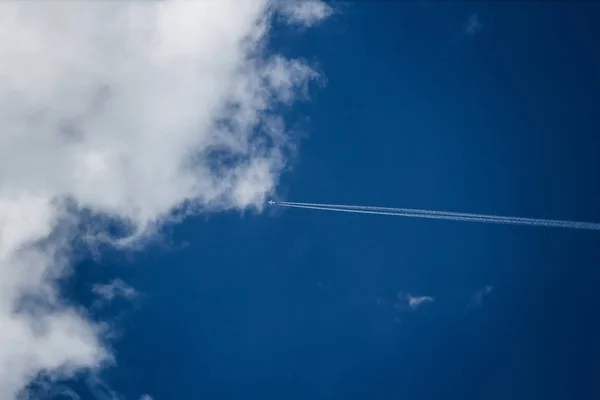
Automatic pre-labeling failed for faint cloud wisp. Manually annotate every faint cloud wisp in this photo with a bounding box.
[92,279,138,304]
[394,291,435,312]
[466,13,483,36]
[408,295,435,309]
[277,0,334,27]
[467,285,494,309]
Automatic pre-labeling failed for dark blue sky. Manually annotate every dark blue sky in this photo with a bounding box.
[68,2,600,399]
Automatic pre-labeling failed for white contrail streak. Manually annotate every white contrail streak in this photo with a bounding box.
[276,201,600,231]
[278,203,559,227]
[280,201,549,224]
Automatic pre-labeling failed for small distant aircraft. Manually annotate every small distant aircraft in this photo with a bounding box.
[268,200,275,205]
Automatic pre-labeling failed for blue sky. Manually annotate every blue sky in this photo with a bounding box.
[3,1,600,400]
[88,2,600,399]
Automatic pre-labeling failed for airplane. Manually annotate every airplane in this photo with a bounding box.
[268,200,275,205]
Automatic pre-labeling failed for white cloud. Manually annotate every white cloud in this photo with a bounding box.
[407,295,435,309]
[277,0,334,27]
[92,279,138,303]
[394,292,435,311]
[0,1,330,398]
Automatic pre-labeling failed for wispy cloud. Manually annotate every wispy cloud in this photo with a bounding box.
[408,295,435,309]
[277,0,334,27]
[0,1,331,398]
[467,285,494,309]
[92,279,138,304]
[394,291,435,311]
[466,13,483,36]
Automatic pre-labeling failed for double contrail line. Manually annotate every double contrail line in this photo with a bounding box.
[274,201,600,231]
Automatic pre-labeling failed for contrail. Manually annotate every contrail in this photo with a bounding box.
[278,203,558,228]
[279,201,594,228]
[280,201,556,224]
[274,201,600,231]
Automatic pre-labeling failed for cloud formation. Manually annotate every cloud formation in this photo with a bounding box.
[394,292,435,312]
[92,279,138,304]
[277,0,334,27]
[407,295,435,309]
[0,1,330,398]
